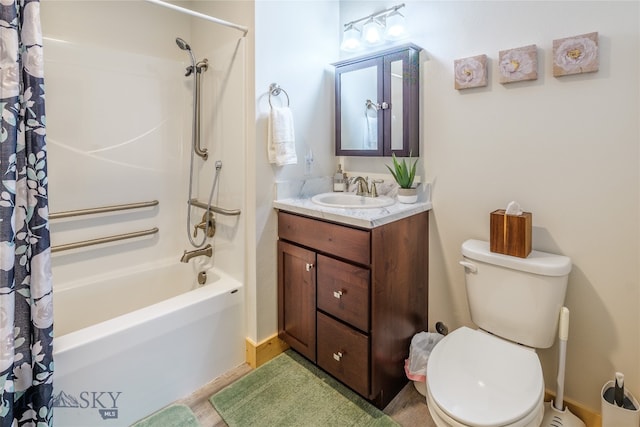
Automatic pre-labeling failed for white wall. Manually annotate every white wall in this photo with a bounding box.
[252,0,339,341]
[338,0,640,412]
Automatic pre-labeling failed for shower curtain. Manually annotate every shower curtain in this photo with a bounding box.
[0,0,54,425]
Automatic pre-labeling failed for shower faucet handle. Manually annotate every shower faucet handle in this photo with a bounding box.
[193,221,206,237]
[193,211,216,238]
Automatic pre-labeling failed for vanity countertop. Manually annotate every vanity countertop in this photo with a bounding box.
[273,196,432,229]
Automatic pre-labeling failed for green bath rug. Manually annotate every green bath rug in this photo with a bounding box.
[210,350,399,427]
[131,404,200,427]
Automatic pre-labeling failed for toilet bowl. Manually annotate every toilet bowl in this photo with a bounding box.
[426,327,545,427]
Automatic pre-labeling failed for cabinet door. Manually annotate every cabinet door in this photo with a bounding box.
[383,48,420,157]
[278,240,316,361]
[335,57,384,156]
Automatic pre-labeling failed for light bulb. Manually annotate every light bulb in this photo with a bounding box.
[384,10,408,40]
[362,18,383,45]
[340,24,361,52]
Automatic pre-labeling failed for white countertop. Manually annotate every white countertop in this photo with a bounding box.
[273,196,432,229]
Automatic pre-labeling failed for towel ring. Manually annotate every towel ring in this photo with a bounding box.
[268,83,290,108]
[366,99,380,111]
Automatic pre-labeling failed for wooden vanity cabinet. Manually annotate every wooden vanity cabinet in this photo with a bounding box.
[277,210,428,408]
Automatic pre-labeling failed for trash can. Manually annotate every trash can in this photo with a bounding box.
[405,331,445,396]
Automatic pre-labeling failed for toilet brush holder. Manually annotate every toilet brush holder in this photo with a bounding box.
[601,381,640,427]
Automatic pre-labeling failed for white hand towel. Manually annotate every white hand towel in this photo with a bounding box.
[268,106,297,166]
[365,115,377,149]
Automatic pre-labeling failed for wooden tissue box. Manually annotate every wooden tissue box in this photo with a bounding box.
[490,209,532,258]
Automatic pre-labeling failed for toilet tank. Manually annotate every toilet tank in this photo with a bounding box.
[461,239,572,348]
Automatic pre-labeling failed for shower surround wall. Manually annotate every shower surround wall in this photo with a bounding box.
[41,0,247,422]
[42,1,245,285]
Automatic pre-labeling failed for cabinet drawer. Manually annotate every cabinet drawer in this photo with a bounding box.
[317,312,369,397]
[317,254,370,332]
[278,212,370,265]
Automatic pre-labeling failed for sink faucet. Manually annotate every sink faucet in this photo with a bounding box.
[351,176,369,196]
[180,244,212,263]
[349,176,383,197]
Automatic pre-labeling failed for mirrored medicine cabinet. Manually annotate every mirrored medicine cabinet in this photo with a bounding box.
[333,43,422,157]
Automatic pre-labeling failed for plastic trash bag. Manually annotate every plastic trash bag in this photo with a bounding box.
[404,331,445,382]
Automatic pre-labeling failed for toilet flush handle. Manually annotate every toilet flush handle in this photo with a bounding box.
[459,260,478,273]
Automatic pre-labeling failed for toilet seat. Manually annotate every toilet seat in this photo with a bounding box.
[426,327,544,427]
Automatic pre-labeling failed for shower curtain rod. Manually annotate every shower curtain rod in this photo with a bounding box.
[144,0,249,36]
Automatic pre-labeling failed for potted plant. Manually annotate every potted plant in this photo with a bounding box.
[386,153,419,203]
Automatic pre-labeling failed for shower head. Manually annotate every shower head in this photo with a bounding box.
[175,37,191,51]
[176,37,196,76]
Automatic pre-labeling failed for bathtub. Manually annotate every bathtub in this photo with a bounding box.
[52,261,245,427]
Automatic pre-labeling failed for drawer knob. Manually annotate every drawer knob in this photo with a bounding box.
[333,351,343,361]
[333,290,343,299]
[305,263,314,271]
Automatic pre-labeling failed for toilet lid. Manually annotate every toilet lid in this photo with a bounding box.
[427,327,543,427]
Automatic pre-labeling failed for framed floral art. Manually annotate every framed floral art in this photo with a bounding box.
[498,44,538,84]
[454,54,488,90]
[553,32,599,76]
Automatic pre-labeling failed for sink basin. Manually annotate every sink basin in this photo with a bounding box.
[311,192,395,209]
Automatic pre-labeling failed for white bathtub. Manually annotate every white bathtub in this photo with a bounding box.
[52,261,245,426]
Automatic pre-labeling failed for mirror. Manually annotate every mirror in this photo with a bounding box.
[340,65,378,151]
[334,43,421,157]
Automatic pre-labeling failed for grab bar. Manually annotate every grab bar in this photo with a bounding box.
[189,198,241,216]
[51,227,159,253]
[50,200,159,220]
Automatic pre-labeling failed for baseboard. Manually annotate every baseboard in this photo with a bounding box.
[245,334,289,369]
[545,390,601,427]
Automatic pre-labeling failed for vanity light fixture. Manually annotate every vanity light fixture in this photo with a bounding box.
[340,3,408,52]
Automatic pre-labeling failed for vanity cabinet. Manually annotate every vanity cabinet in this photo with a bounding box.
[334,43,421,157]
[277,210,428,408]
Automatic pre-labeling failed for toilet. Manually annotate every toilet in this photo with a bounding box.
[426,239,572,427]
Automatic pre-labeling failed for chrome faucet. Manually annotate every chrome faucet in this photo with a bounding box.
[180,244,212,263]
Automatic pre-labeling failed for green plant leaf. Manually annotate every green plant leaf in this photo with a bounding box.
[385,164,399,183]
[386,153,418,188]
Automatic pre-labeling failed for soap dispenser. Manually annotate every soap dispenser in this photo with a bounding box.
[333,164,345,192]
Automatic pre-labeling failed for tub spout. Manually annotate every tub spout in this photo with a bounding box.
[180,244,212,263]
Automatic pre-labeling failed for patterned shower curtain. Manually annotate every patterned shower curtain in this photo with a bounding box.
[0,0,54,425]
